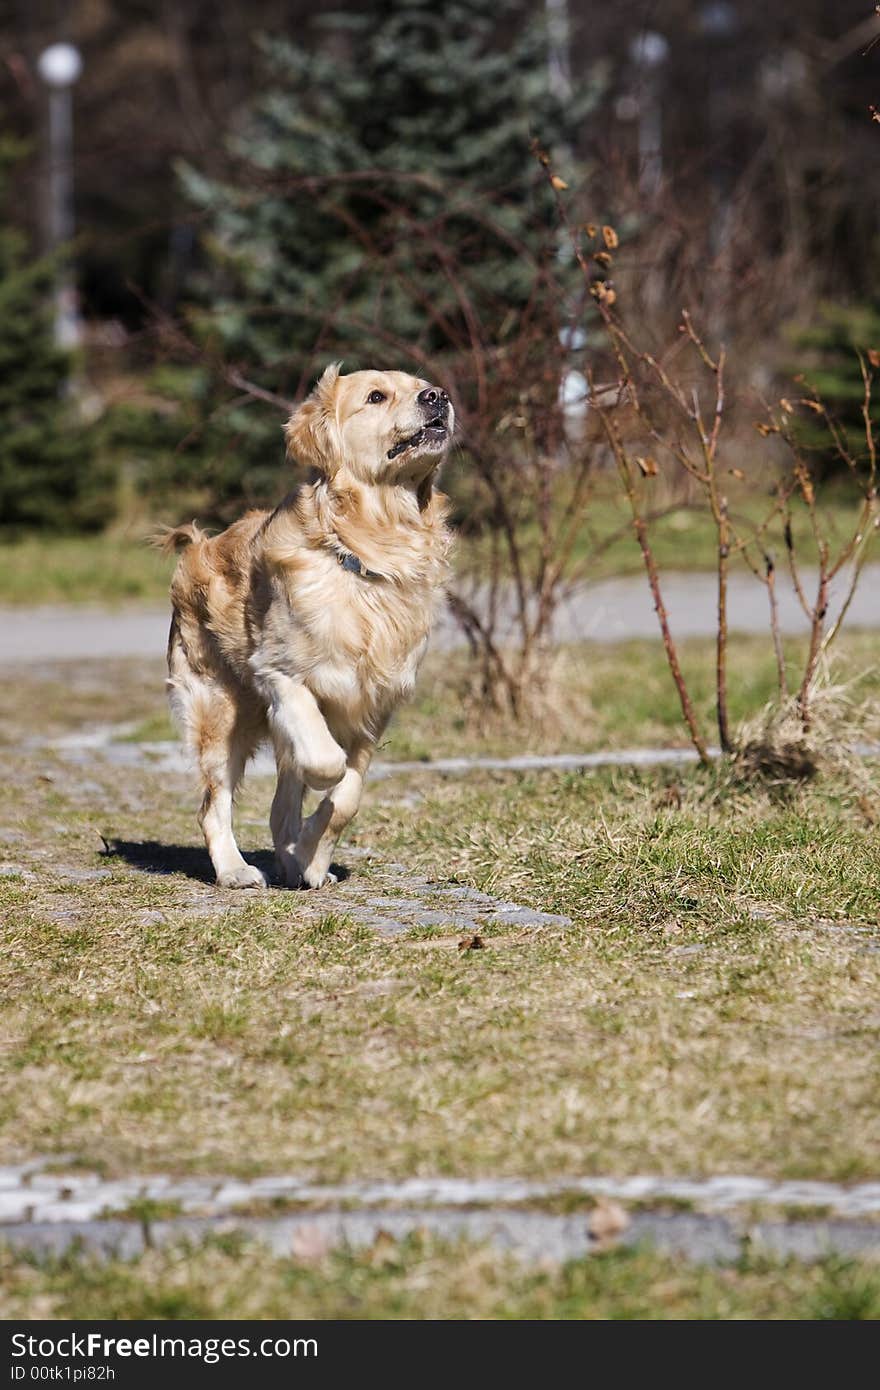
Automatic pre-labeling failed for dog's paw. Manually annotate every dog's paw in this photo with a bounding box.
[217,864,267,890]
[300,866,338,890]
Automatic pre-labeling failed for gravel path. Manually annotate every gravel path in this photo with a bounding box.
[4,563,879,664]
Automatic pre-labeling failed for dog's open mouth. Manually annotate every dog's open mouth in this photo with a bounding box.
[387,418,448,460]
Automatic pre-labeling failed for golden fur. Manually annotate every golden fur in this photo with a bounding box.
[163,365,453,889]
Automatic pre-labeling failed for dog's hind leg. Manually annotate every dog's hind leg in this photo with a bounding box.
[270,741,305,888]
[292,741,373,889]
[170,660,266,889]
[197,718,266,889]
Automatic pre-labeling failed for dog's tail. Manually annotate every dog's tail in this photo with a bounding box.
[151,522,207,556]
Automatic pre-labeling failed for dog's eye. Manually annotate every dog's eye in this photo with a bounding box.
[367,390,387,404]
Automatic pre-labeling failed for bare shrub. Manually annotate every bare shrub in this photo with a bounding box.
[542,152,879,765]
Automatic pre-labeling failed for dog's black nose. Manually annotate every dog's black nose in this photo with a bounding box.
[418,386,449,414]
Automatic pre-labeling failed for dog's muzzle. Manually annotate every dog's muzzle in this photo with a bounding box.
[386,385,451,459]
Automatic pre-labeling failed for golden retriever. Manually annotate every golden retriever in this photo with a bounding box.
[161,364,453,889]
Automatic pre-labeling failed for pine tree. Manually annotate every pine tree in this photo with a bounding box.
[166,0,601,519]
[0,143,109,532]
[788,301,880,468]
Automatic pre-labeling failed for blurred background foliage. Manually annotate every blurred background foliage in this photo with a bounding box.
[0,138,110,529]
[0,0,878,529]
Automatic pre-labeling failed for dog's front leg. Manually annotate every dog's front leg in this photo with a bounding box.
[255,669,347,791]
[270,752,305,889]
[292,741,373,889]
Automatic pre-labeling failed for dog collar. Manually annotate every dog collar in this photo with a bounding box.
[335,547,383,581]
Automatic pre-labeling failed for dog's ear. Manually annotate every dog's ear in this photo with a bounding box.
[284,363,342,475]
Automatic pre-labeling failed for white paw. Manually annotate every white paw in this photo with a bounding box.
[300,866,338,890]
[217,864,267,890]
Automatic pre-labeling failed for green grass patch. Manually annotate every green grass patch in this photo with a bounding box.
[0,532,173,606]
[1,736,878,1183]
[1,1234,878,1319]
[0,481,868,605]
[8,630,878,760]
[1,634,879,1218]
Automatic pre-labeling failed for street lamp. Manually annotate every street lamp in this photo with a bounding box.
[37,42,83,347]
[629,30,669,200]
[698,3,740,338]
[545,0,572,103]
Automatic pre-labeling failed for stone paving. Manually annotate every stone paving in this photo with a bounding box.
[49,731,714,778]
[4,1164,880,1223]
[41,727,880,780]
[2,1162,880,1266]
[297,850,572,938]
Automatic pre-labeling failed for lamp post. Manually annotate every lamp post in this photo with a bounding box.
[629,31,669,201]
[37,42,83,348]
[699,3,740,339]
[545,0,572,103]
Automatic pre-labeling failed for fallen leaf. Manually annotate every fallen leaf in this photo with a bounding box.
[367,1229,398,1267]
[458,933,485,952]
[602,224,620,249]
[588,1198,630,1246]
[550,174,569,191]
[729,467,746,480]
[858,794,878,826]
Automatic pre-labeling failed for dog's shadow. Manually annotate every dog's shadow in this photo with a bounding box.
[102,839,349,888]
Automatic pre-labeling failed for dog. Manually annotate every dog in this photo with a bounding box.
[160,364,453,890]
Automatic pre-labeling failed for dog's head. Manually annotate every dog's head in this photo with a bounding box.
[285,365,454,495]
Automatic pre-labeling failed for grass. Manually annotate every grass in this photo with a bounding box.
[0,482,868,605]
[2,633,879,1316]
[1,638,879,1185]
[0,531,173,606]
[2,1234,879,1319]
[454,476,871,582]
[5,630,879,760]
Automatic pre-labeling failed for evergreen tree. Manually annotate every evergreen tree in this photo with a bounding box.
[166,0,601,519]
[0,144,109,532]
[788,301,880,471]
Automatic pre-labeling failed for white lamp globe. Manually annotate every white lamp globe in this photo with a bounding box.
[629,31,669,69]
[37,43,83,89]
